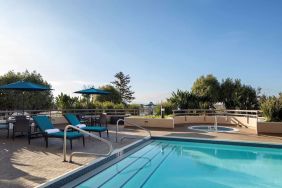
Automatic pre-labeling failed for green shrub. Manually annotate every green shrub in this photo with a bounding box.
[260,96,282,122]
[93,101,103,109]
[74,102,84,109]
[102,101,115,109]
[114,103,125,109]
[86,101,96,109]
[155,102,175,116]
[127,104,140,109]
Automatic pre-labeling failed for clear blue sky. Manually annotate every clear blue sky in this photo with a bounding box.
[0,0,282,103]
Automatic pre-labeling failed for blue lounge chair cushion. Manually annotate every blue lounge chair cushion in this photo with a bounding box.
[33,115,83,138]
[0,123,8,129]
[64,113,81,125]
[49,131,83,139]
[82,126,107,132]
[64,113,108,132]
[33,115,54,131]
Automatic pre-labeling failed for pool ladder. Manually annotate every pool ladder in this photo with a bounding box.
[116,119,152,143]
[63,125,113,163]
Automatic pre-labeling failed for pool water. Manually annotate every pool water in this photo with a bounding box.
[188,125,238,133]
[77,140,282,188]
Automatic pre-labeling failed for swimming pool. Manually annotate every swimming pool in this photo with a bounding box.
[44,137,282,188]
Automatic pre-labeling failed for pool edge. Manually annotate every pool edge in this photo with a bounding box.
[36,137,152,188]
[37,136,282,188]
[152,136,282,148]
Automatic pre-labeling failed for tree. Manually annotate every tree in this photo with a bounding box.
[111,72,135,104]
[260,95,282,121]
[155,101,174,116]
[95,85,122,104]
[191,74,220,103]
[0,70,53,110]
[236,85,259,110]
[168,90,200,109]
[55,93,78,109]
[220,78,259,110]
[168,75,260,110]
[220,78,241,109]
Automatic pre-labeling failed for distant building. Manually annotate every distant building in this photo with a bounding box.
[141,102,157,115]
[213,102,226,111]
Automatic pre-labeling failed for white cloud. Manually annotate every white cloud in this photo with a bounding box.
[49,81,63,86]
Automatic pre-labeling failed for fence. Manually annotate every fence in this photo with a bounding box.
[173,109,261,129]
[61,108,139,116]
[173,109,262,118]
[0,108,262,119]
[0,108,140,120]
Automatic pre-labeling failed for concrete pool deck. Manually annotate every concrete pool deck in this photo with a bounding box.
[1,124,282,188]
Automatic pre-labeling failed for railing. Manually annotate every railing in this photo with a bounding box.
[63,125,113,163]
[0,108,140,120]
[0,108,262,119]
[0,109,56,119]
[116,119,151,143]
[173,109,261,118]
[62,108,140,116]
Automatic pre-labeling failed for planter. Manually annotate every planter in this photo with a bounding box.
[257,122,282,134]
[110,116,124,125]
[125,117,174,129]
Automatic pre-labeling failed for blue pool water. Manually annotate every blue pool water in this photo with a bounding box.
[77,140,282,188]
[188,125,238,132]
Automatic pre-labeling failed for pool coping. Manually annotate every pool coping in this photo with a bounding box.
[37,136,282,188]
[36,137,152,188]
[152,136,282,148]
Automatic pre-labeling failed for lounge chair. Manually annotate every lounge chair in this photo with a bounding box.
[0,120,9,138]
[64,113,109,137]
[13,116,31,143]
[33,115,85,149]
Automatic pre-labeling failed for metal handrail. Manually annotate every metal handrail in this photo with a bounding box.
[173,113,258,118]
[173,109,261,116]
[172,109,261,118]
[63,125,113,163]
[116,119,151,143]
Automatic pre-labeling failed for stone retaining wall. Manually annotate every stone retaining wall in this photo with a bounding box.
[125,117,174,129]
[257,122,282,134]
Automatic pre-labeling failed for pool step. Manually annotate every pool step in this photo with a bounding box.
[80,142,162,188]
[121,145,175,188]
[100,143,174,188]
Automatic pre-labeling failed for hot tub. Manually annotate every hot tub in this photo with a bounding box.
[188,125,239,133]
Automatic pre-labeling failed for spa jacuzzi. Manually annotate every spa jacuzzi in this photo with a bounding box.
[188,125,239,133]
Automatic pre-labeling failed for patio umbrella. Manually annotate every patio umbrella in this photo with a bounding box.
[74,88,110,106]
[74,88,110,95]
[74,88,110,125]
[0,81,53,112]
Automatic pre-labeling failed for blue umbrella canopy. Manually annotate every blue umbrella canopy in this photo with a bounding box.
[0,81,52,91]
[74,88,110,95]
[0,81,52,112]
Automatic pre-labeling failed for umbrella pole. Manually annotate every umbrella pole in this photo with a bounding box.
[22,91,25,113]
[87,94,90,108]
